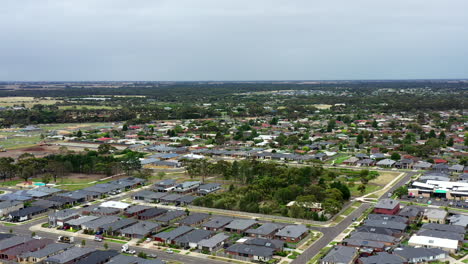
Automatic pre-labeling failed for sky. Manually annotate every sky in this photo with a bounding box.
[1,0,468,81]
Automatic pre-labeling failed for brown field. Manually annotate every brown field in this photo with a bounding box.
[0,145,61,159]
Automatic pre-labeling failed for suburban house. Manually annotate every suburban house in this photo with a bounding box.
[153,226,194,243]
[120,221,160,239]
[392,247,448,263]
[173,229,213,249]
[174,181,201,194]
[178,213,210,227]
[197,183,221,196]
[74,250,119,264]
[198,233,230,252]
[64,216,99,230]
[224,219,258,234]
[18,243,72,264]
[81,216,120,233]
[137,208,168,221]
[8,206,49,222]
[202,217,233,231]
[320,245,358,264]
[423,209,447,223]
[357,252,405,264]
[0,201,24,217]
[154,179,177,192]
[123,205,152,218]
[0,238,53,261]
[43,246,95,264]
[133,190,168,203]
[225,244,275,262]
[373,199,400,215]
[397,206,422,222]
[246,223,282,239]
[154,210,186,226]
[408,235,459,253]
[99,218,138,236]
[48,209,79,227]
[274,225,308,243]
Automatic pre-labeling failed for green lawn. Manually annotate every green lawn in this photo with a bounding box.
[333,155,351,165]
[106,239,128,244]
[348,184,381,196]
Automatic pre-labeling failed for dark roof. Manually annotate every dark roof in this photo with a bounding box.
[75,250,119,264]
[349,232,397,243]
[202,217,233,229]
[397,206,422,218]
[375,199,399,210]
[356,226,396,236]
[138,208,168,218]
[9,206,47,217]
[100,218,138,232]
[367,214,407,223]
[154,210,185,222]
[124,205,152,214]
[226,244,274,257]
[244,238,284,249]
[2,238,53,257]
[321,246,358,263]
[178,213,210,226]
[421,223,465,234]
[19,243,72,259]
[173,229,213,244]
[359,252,405,264]
[154,226,194,241]
[417,229,464,241]
[363,220,407,231]
[343,238,385,249]
[275,224,308,238]
[45,247,95,264]
[246,223,281,236]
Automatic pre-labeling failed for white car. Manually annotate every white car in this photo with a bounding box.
[165,249,174,254]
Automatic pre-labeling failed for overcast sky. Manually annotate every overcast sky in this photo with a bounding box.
[1,0,467,81]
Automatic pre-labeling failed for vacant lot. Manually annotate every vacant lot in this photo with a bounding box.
[369,171,401,186]
[0,96,61,107]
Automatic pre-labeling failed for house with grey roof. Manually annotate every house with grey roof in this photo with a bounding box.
[154,210,186,225]
[133,190,167,203]
[343,238,385,251]
[123,205,151,217]
[65,215,99,230]
[121,221,160,239]
[417,229,464,242]
[159,193,183,204]
[154,179,177,192]
[421,223,465,234]
[0,200,23,217]
[197,183,221,196]
[376,159,396,168]
[363,220,407,234]
[356,226,398,237]
[397,205,422,222]
[100,218,138,236]
[225,219,258,234]
[81,216,120,232]
[75,250,119,264]
[392,247,447,263]
[108,254,165,264]
[18,243,72,263]
[137,208,168,221]
[44,246,95,264]
[198,233,230,252]
[0,236,33,252]
[153,226,194,243]
[244,238,284,252]
[275,224,308,243]
[202,217,233,231]
[320,245,358,264]
[178,213,210,227]
[374,199,400,215]
[174,181,201,194]
[246,223,282,239]
[225,244,275,262]
[1,238,53,261]
[423,209,447,223]
[173,229,213,249]
[176,195,197,205]
[358,252,405,264]
[8,206,48,222]
[48,209,79,227]
[367,214,408,224]
[349,232,398,245]
[448,214,468,227]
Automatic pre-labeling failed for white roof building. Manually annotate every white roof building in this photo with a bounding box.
[408,235,458,253]
[100,201,130,209]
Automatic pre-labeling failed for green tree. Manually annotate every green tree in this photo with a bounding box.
[390,152,401,161]
[356,134,364,145]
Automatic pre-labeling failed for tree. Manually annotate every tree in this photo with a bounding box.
[447,137,454,147]
[394,186,408,198]
[81,240,86,246]
[104,243,109,249]
[98,143,115,154]
[356,134,364,145]
[390,152,401,161]
[76,130,83,138]
[133,169,152,180]
[358,184,367,195]
[372,120,378,128]
[41,173,52,184]
[428,130,436,138]
[157,171,166,180]
[122,123,128,131]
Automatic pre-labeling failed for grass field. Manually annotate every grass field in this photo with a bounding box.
[369,171,401,186]
[58,105,120,110]
[349,184,381,196]
[0,97,61,107]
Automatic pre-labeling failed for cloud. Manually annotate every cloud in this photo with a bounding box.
[1,0,467,80]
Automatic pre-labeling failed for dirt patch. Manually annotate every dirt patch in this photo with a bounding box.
[0,145,60,159]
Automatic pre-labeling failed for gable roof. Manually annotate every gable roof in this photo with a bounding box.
[321,246,358,263]
[121,221,160,236]
[45,247,95,264]
[202,217,234,229]
[375,199,399,210]
[178,213,210,226]
[246,223,281,236]
[225,219,258,231]
[275,224,308,238]
[173,229,213,244]
[154,226,194,241]
[226,244,274,257]
[198,233,230,248]
[19,243,72,259]
[359,252,405,264]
